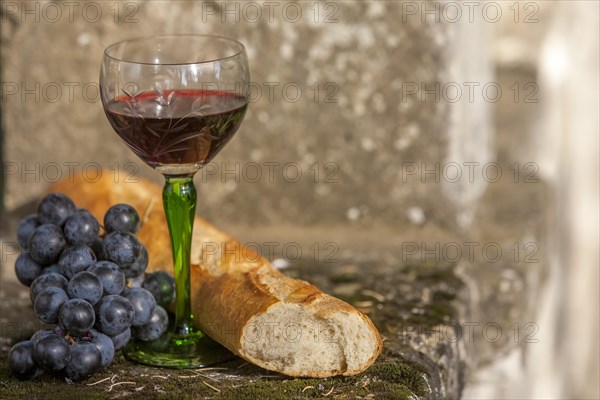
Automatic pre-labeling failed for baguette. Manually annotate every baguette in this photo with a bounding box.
[50,173,382,377]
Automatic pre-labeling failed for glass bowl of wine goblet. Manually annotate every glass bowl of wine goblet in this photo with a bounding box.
[100,34,249,368]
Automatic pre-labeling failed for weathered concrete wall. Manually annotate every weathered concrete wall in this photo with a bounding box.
[1,0,460,231]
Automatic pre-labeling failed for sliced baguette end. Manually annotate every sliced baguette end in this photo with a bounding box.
[239,300,382,377]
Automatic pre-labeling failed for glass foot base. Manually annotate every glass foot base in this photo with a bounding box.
[123,331,236,368]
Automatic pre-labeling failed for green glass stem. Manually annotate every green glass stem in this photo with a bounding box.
[122,174,234,368]
[162,175,201,337]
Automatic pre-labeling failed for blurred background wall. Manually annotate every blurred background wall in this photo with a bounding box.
[1,1,598,398]
[1,0,463,232]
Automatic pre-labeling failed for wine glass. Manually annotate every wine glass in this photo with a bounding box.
[99,34,249,368]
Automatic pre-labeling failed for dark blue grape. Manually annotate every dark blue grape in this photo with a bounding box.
[123,245,148,278]
[30,329,54,344]
[58,299,95,334]
[15,253,43,286]
[30,272,68,304]
[87,261,125,295]
[142,271,175,306]
[58,245,96,279]
[17,214,39,249]
[95,295,134,336]
[123,287,156,327]
[102,232,141,269]
[64,341,102,381]
[104,204,140,234]
[63,211,100,246]
[125,275,145,289]
[34,287,69,324]
[37,193,76,226]
[40,263,60,275]
[89,329,115,369]
[67,271,103,305]
[53,325,67,337]
[28,224,65,265]
[8,340,44,380]
[90,237,105,260]
[32,334,70,371]
[110,328,131,350]
[132,306,168,341]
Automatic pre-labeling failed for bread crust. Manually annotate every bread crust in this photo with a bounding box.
[50,173,382,377]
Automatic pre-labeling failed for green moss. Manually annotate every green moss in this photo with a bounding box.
[369,362,429,397]
[409,302,456,328]
[217,361,429,400]
[367,381,417,400]
[219,379,325,400]
[432,290,456,302]
[404,263,458,283]
[152,375,212,400]
[0,356,430,400]
[0,369,109,400]
[329,273,359,284]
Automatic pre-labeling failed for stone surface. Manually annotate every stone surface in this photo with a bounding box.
[0,255,468,399]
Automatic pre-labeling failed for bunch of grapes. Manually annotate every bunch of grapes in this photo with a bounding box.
[9,193,176,381]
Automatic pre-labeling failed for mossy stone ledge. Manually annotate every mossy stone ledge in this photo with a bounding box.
[0,256,467,399]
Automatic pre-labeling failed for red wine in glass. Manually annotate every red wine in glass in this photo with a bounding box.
[104,89,248,172]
